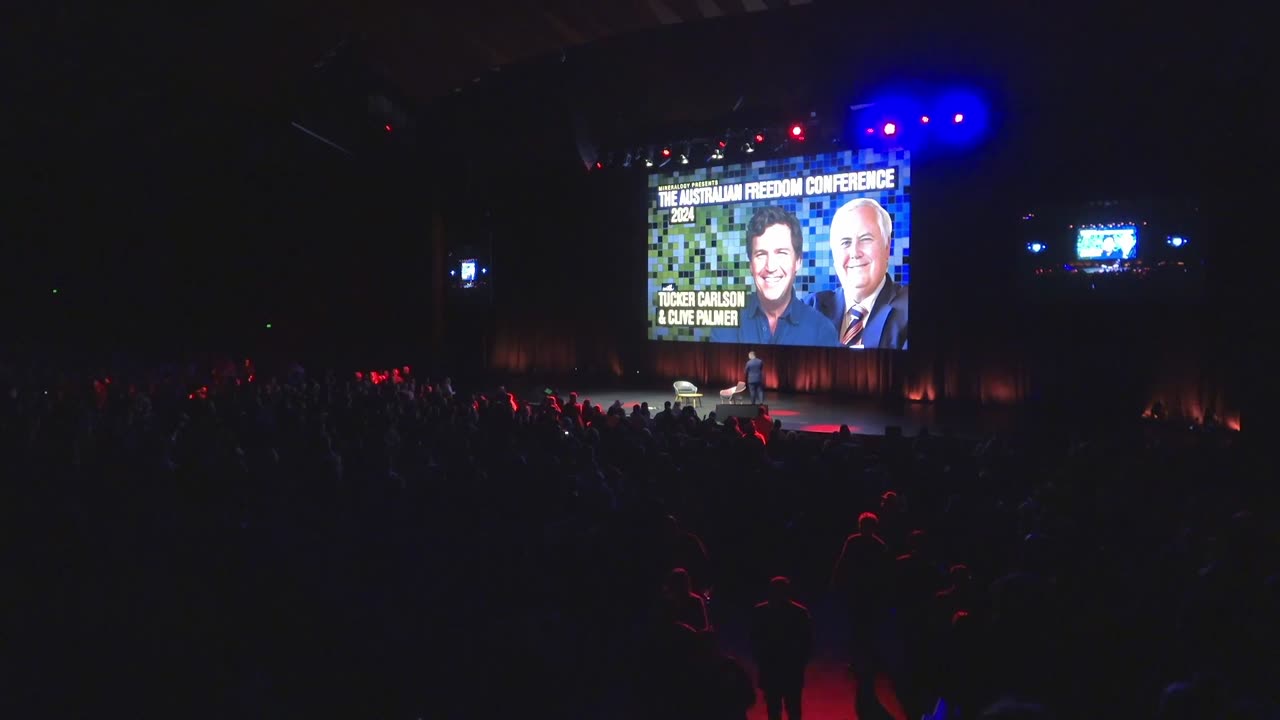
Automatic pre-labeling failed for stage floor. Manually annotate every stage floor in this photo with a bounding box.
[570,387,1022,438]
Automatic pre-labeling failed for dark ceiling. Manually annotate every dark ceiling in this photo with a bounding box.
[3,0,1272,350]
[8,0,814,114]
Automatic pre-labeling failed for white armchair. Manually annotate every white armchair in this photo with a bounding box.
[720,382,747,404]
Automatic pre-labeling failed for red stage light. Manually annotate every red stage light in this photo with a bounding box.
[883,122,897,135]
[661,147,672,157]
[790,124,803,137]
[384,124,392,132]
[718,140,727,148]
[595,162,602,169]
[754,133,765,144]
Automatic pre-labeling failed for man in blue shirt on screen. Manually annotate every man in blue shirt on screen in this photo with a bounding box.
[710,206,840,347]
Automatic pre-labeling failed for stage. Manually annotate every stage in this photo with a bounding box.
[566,386,1024,438]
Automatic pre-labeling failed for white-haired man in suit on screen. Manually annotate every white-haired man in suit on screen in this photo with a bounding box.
[807,197,909,350]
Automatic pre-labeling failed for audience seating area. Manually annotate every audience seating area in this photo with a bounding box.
[4,359,1271,720]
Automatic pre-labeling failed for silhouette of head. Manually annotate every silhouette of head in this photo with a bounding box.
[666,567,693,595]
[768,576,792,606]
[858,511,880,534]
[880,490,900,513]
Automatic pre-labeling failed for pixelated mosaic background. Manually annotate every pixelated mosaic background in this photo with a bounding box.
[646,148,911,341]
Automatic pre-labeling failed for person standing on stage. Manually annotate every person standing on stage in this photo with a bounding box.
[745,351,765,404]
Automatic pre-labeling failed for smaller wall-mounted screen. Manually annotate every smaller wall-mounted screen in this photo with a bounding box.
[1076,226,1138,261]
[1017,200,1204,301]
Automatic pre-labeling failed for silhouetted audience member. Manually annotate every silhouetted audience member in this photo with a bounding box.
[662,515,712,596]
[878,490,908,552]
[750,576,812,720]
[752,405,773,444]
[935,563,976,626]
[832,511,909,720]
[896,529,943,716]
[643,622,703,720]
[662,568,711,631]
[693,629,756,720]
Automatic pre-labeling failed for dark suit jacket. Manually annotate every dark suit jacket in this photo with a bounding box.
[805,275,909,350]
[750,600,813,691]
[745,357,764,384]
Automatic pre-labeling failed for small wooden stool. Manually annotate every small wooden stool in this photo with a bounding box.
[676,392,702,408]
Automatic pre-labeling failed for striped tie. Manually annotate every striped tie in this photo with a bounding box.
[841,303,868,346]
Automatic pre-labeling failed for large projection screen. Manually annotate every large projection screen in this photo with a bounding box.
[647,148,911,350]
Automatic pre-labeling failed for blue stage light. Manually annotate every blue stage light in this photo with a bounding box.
[849,85,990,151]
[1027,242,1045,254]
[1167,236,1187,248]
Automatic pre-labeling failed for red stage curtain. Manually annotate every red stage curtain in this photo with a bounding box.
[490,330,1240,428]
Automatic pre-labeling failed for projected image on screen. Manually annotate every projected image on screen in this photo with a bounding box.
[1076,226,1138,261]
[647,148,911,349]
